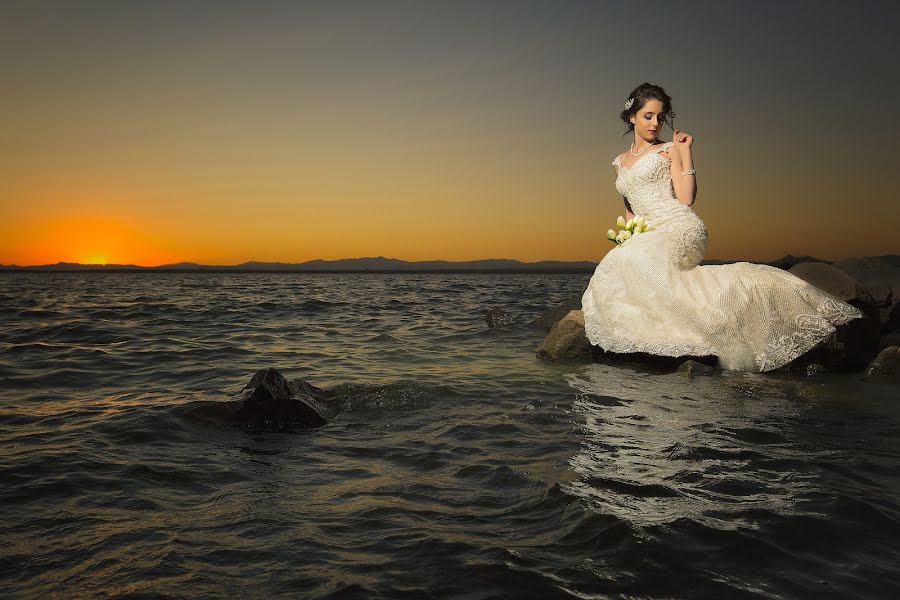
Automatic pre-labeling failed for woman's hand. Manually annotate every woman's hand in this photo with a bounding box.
[672,129,693,152]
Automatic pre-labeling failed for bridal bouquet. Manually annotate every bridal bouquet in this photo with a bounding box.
[607,214,653,245]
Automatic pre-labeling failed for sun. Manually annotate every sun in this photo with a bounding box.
[82,255,108,265]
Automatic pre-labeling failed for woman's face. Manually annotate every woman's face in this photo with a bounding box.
[630,98,665,143]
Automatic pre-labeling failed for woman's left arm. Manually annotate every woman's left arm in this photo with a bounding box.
[666,130,697,207]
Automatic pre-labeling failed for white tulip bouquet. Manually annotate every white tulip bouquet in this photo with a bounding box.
[607,214,653,245]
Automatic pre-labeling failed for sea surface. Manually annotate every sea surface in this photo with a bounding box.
[1,272,898,599]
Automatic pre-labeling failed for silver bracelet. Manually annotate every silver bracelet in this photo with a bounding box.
[681,168,696,176]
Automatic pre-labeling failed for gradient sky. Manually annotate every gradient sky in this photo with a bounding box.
[2,0,898,266]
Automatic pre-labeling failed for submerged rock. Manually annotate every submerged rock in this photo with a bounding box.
[229,367,342,430]
[864,346,899,381]
[805,363,829,376]
[677,360,715,377]
[484,306,515,328]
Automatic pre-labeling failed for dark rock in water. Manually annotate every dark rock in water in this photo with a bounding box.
[484,306,515,327]
[864,346,899,380]
[230,367,341,430]
[532,293,583,331]
[536,310,592,362]
[805,363,828,376]
[832,255,900,330]
[677,360,715,377]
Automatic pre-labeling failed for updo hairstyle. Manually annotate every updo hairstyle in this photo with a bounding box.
[619,83,676,139]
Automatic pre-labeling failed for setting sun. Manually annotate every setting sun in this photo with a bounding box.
[1,209,182,267]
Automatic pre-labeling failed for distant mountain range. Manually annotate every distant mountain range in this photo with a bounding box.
[2,257,595,272]
[1,254,896,273]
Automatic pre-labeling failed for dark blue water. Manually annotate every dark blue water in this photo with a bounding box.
[1,273,898,599]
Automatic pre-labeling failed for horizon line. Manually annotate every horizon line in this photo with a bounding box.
[1,252,886,269]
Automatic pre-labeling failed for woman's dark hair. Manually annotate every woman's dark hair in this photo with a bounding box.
[619,83,675,139]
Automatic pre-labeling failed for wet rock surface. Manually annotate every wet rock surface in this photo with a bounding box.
[229,367,342,430]
[532,292,583,332]
[536,309,717,369]
[676,360,715,378]
[535,310,592,362]
[484,306,515,327]
[864,346,900,380]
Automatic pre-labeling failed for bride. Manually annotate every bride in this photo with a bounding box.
[581,83,863,372]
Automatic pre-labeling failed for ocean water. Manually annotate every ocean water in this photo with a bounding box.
[1,272,898,599]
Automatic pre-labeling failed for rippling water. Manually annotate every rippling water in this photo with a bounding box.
[1,272,898,599]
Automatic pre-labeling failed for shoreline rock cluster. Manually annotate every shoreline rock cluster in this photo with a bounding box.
[526,255,899,380]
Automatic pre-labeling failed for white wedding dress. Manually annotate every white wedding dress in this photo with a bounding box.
[581,141,863,372]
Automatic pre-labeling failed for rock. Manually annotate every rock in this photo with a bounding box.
[766,254,829,270]
[535,310,592,362]
[805,363,828,376]
[788,262,875,305]
[594,349,718,370]
[677,359,715,377]
[484,306,515,328]
[879,333,900,351]
[864,346,900,380]
[230,367,342,430]
[832,256,900,330]
[832,256,900,305]
[536,311,718,369]
[532,293,584,332]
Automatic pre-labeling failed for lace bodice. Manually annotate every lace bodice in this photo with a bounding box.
[612,142,708,270]
[612,142,693,224]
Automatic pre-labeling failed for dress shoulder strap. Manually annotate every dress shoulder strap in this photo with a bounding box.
[655,141,673,152]
[611,155,620,167]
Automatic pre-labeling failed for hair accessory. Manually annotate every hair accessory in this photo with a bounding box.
[624,97,634,110]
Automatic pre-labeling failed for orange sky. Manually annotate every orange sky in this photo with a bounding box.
[1,2,897,267]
